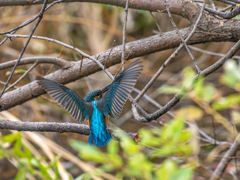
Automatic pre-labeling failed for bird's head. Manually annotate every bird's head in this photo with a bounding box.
[84,84,110,102]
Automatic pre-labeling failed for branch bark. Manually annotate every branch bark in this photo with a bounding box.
[0,0,196,20]
[0,119,139,141]
[1,17,240,111]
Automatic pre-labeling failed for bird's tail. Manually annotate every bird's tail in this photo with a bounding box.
[88,130,111,147]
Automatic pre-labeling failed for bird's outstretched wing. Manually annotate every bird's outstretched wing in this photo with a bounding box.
[97,60,143,118]
[37,77,93,121]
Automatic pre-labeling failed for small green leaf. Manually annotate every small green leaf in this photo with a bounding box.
[174,106,203,121]
[6,69,27,76]
[182,67,196,89]
[159,85,182,94]
[114,130,139,156]
[212,94,240,110]
[107,140,119,154]
[70,140,106,163]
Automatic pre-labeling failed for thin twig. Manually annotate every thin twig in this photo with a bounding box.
[205,5,240,19]
[135,2,205,102]
[0,0,49,98]
[3,34,114,80]
[163,0,203,73]
[0,57,71,70]
[210,134,240,180]
[5,62,38,91]
[121,0,129,70]
[131,38,240,122]
[189,46,240,60]
[150,12,162,33]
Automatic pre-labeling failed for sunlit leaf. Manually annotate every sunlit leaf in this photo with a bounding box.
[220,59,240,90]
[212,94,240,110]
[159,85,182,94]
[139,128,163,147]
[170,167,193,180]
[114,130,139,156]
[231,110,240,125]
[75,173,92,180]
[155,160,177,180]
[6,69,27,76]
[14,167,27,180]
[70,140,106,163]
[127,153,153,180]
[182,67,196,89]
[174,106,203,121]
[107,139,119,154]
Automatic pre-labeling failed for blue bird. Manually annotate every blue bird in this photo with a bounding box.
[37,60,143,147]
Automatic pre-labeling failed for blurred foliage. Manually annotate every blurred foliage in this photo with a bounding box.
[0,132,62,180]
[70,117,194,180]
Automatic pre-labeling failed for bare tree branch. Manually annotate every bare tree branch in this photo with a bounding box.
[0,119,139,141]
[0,0,198,21]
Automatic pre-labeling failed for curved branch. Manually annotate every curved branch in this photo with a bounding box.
[131,39,240,122]
[0,57,71,70]
[205,5,240,19]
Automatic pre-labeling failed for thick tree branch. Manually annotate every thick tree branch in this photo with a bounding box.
[0,119,139,141]
[0,16,240,111]
[0,0,196,20]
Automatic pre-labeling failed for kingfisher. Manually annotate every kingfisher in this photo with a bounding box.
[37,60,143,147]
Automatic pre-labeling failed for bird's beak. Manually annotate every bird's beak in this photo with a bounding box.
[100,84,110,95]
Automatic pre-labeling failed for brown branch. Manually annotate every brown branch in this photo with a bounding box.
[0,17,240,111]
[131,39,240,122]
[0,119,139,141]
[210,134,240,180]
[205,5,240,19]
[0,0,197,20]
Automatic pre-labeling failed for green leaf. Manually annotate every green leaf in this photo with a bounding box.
[114,130,139,156]
[220,59,240,90]
[155,160,177,180]
[139,128,163,147]
[2,133,20,143]
[107,140,119,154]
[6,69,27,76]
[70,140,106,163]
[14,167,27,180]
[212,94,240,110]
[182,67,196,89]
[174,106,203,121]
[159,85,182,94]
[126,153,153,180]
[170,167,193,180]
[161,118,184,142]
[75,173,92,180]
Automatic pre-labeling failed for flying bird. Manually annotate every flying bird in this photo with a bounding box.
[37,60,143,147]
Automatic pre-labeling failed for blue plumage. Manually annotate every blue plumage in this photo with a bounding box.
[88,101,111,147]
[37,60,143,147]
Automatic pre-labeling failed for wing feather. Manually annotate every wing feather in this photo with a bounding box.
[37,77,93,121]
[97,60,143,118]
